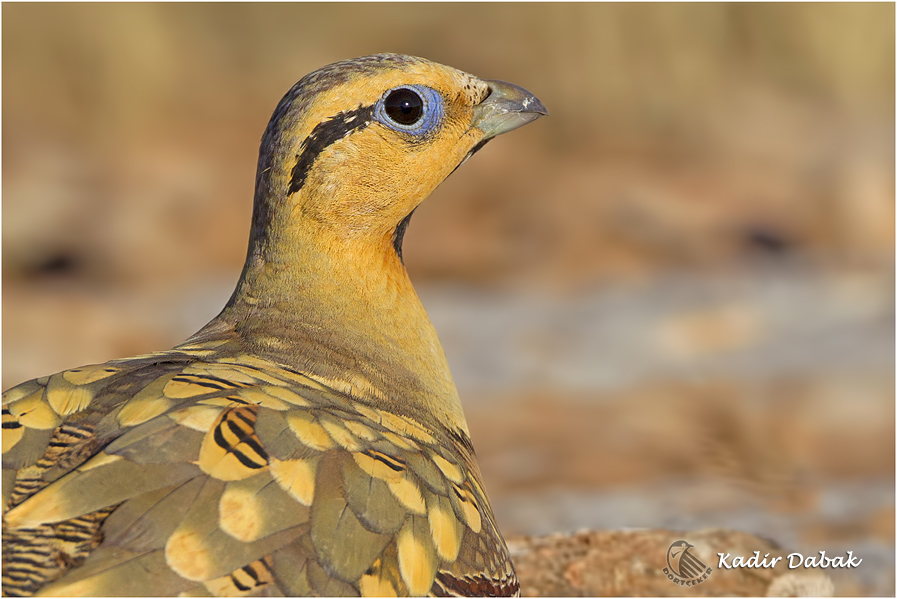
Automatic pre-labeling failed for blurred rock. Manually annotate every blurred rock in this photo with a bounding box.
[509,528,835,596]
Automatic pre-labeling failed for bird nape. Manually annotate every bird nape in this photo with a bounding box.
[2,54,546,597]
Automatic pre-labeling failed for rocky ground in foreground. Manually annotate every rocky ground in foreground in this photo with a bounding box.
[511,528,839,596]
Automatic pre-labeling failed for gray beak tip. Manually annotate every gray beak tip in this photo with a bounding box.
[472,79,547,140]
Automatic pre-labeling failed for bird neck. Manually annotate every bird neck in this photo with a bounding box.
[214,218,469,435]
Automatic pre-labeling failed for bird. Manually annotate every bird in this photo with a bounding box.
[1,53,546,597]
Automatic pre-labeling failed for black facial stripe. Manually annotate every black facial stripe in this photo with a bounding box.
[446,138,492,181]
[289,104,376,195]
[392,209,415,263]
[468,138,491,158]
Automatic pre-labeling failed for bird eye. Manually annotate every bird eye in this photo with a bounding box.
[375,85,443,135]
[384,88,423,126]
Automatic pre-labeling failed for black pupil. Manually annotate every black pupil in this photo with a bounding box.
[384,88,424,126]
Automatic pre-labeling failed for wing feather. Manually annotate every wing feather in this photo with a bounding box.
[3,349,517,596]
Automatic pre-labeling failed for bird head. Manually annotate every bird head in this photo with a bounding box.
[249,53,546,260]
[220,55,545,416]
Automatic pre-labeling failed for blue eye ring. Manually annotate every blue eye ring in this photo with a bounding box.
[375,85,443,135]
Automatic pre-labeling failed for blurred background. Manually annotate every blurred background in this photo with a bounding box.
[3,4,893,595]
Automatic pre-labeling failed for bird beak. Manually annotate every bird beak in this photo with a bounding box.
[472,80,547,140]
